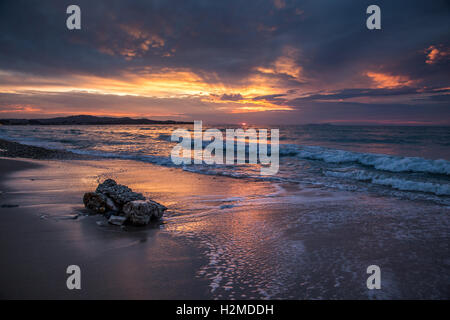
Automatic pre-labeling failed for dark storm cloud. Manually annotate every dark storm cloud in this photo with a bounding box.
[220,93,244,101]
[286,0,450,88]
[0,0,283,81]
[290,87,450,102]
[0,0,449,86]
[253,94,287,101]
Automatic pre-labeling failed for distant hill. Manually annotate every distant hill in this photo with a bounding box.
[0,115,193,125]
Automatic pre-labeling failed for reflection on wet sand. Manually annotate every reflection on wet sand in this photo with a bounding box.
[1,158,449,299]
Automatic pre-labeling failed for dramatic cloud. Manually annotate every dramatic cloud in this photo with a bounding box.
[425,45,450,65]
[365,72,416,89]
[0,0,449,124]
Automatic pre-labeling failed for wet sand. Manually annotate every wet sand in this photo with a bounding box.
[0,157,212,299]
[0,156,449,299]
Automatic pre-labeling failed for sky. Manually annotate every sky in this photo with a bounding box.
[0,0,449,125]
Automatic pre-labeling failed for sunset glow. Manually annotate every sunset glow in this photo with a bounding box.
[0,1,448,124]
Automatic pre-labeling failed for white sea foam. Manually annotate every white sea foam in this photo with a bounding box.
[282,145,450,175]
[325,169,450,195]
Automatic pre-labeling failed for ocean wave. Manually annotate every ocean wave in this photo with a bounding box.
[2,126,450,203]
[281,145,450,175]
[325,169,450,196]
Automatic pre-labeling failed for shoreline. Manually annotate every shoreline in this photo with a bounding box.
[0,142,449,299]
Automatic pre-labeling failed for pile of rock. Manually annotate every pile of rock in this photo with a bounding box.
[83,179,167,226]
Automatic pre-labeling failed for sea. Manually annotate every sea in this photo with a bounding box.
[1,124,449,205]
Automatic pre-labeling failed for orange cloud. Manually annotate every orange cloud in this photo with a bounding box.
[1,61,297,101]
[205,94,293,113]
[256,46,303,81]
[229,103,293,113]
[425,45,450,65]
[0,105,41,113]
[0,65,296,118]
[0,43,305,118]
[96,24,166,61]
[366,72,415,88]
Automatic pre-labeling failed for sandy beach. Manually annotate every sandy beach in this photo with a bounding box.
[0,157,213,299]
[1,148,448,299]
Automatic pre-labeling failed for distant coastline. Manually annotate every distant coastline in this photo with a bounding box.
[0,115,193,126]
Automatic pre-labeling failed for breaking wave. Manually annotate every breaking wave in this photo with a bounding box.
[324,169,450,196]
[281,145,450,175]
